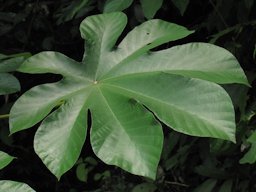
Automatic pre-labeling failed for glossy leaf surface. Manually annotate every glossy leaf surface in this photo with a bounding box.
[10,12,248,179]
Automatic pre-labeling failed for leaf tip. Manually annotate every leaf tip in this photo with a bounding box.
[244,80,252,87]
[9,128,17,136]
[56,175,62,181]
[228,135,236,144]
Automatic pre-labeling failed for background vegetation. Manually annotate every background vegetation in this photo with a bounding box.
[0,0,256,191]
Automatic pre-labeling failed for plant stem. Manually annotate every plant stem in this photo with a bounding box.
[0,114,10,119]
[209,0,228,28]
[165,180,189,187]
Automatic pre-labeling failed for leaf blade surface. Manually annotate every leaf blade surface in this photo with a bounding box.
[103,0,133,13]
[0,151,15,170]
[10,79,91,134]
[34,93,90,179]
[105,43,248,85]
[89,86,163,179]
[104,73,236,141]
[0,73,20,95]
[80,12,127,79]
[102,20,194,78]
[0,180,35,192]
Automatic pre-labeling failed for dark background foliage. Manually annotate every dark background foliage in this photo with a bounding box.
[0,0,256,191]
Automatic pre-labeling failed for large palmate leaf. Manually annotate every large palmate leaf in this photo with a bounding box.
[0,180,35,192]
[10,12,248,179]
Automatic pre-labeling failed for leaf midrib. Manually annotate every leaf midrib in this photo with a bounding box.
[101,64,245,84]
[96,87,140,157]
[92,21,111,80]
[58,94,90,173]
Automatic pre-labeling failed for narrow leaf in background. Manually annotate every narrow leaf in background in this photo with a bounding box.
[140,0,163,19]
[54,0,95,25]
[103,0,133,13]
[193,179,217,192]
[171,0,190,15]
[219,180,233,192]
[240,131,256,164]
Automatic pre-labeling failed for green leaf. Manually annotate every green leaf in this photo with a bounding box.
[84,156,98,165]
[219,180,233,192]
[89,87,163,179]
[76,163,90,182]
[103,0,133,13]
[0,54,7,59]
[18,51,86,79]
[10,79,91,134]
[10,12,247,180]
[171,0,190,15]
[140,0,163,19]
[0,73,20,95]
[0,52,31,72]
[0,57,25,73]
[223,84,249,114]
[193,179,217,192]
[0,180,35,192]
[54,0,94,25]
[0,52,30,95]
[94,170,111,181]
[104,43,249,85]
[104,20,194,79]
[0,151,15,169]
[104,73,236,141]
[34,93,89,180]
[210,139,232,155]
[79,12,127,79]
[240,131,256,164]
[80,12,193,80]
